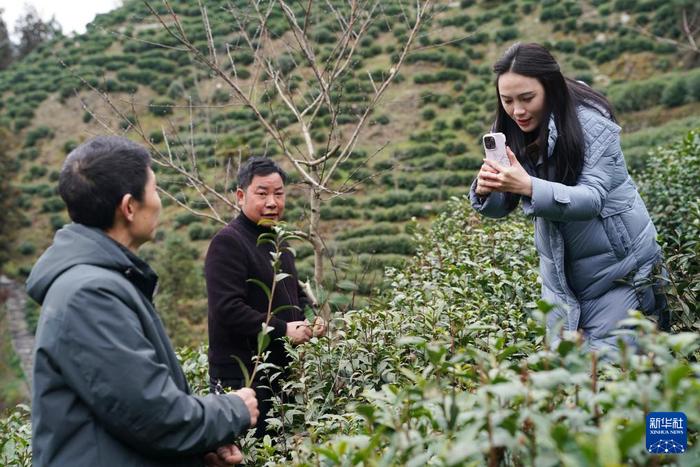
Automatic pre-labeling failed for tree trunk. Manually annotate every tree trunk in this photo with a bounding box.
[309,187,324,289]
[308,185,330,321]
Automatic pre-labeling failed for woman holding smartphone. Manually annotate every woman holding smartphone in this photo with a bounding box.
[470,42,666,351]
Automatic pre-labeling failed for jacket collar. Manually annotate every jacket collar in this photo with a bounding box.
[112,240,159,302]
[237,212,274,236]
[546,114,558,160]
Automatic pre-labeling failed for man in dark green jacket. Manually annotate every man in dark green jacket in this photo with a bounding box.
[27,136,258,466]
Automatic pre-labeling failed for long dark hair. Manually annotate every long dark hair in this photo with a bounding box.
[492,43,614,185]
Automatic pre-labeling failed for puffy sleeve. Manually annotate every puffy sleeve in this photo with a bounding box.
[469,177,521,218]
[521,113,622,222]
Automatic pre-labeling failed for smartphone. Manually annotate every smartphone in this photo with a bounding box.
[482,132,510,167]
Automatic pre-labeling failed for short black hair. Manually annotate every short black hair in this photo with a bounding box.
[237,156,287,190]
[58,136,152,229]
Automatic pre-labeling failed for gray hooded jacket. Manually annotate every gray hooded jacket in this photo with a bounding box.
[27,224,250,466]
[470,106,662,347]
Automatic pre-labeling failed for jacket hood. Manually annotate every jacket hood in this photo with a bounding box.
[26,223,135,304]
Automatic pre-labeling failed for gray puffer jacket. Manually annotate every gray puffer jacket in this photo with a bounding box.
[27,224,251,466]
[470,106,662,348]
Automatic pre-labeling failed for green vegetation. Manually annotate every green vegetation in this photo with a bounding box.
[149,234,208,347]
[622,115,700,169]
[0,308,28,412]
[608,68,700,113]
[0,128,21,273]
[3,129,699,465]
[0,404,30,467]
[1,0,699,440]
[635,130,700,328]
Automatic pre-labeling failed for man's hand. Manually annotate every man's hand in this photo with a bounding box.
[479,147,532,197]
[286,320,313,344]
[204,444,243,466]
[312,316,327,337]
[232,387,258,427]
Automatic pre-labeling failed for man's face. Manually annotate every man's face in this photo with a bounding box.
[130,168,162,247]
[237,172,286,225]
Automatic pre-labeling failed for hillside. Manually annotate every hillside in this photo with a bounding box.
[1,0,700,346]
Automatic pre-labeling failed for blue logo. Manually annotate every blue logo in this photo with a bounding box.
[646,412,687,454]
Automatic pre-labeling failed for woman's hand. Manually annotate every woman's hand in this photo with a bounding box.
[474,161,499,196]
[478,146,533,197]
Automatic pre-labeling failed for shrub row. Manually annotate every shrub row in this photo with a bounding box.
[334,233,415,256]
[371,202,436,222]
[607,68,700,112]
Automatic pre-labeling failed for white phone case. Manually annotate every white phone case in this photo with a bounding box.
[483,132,510,167]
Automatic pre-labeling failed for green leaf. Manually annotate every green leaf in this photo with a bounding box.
[557,340,576,357]
[397,336,426,346]
[536,299,555,313]
[448,395,459,430]
[329,293,351,307]
[618,421,645,458]
[666,332,700,353]
[597,419,621,466]
[247,278,271,301]
[272,304,300,315]
[255,232,276,247]
[337,279,359,291]
[303,305,316,322]
[315,446,341,463]
[551,423,571,449]
[230,355,251,387]
[274,272,291,282]
[497,344,519,362]
[257,219,277,229]
[257,329,271,354]
[665,363,691,390]
[355,404,375,422]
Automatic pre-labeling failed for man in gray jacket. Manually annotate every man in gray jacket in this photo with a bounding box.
[27,136,258,466]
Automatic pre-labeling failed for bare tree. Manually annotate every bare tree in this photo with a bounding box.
[14,5,62,60]
[0,9,13,70]
[87,0,433,293]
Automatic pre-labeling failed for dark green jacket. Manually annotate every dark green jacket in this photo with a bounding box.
[27,224,250,466]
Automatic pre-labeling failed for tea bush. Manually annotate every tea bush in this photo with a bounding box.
[0,405,31,467]
[334,233,416,256]
[148,99,175,116]
[370,202,434,222]
[240,195,700,465]
[335,223,400,241]
[24,126,54,148]
[635,130,700,330]
[187,222,217,241]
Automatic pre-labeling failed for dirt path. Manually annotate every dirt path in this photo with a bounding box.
[1,275,34,395]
